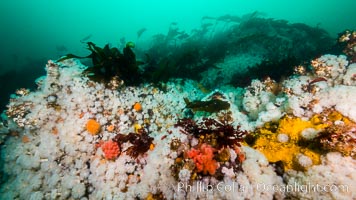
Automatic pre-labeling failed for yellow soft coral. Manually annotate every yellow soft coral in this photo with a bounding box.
[252,110,354,171]
[278,116,325,141]
[253,115,324,171]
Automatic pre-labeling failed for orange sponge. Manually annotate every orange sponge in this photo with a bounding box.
[133,102,142,112]
[86,119,101,135]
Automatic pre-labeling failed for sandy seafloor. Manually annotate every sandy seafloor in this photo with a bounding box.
[0,53,355,200]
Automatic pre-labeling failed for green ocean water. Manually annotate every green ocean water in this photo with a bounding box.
[0,0,355,110]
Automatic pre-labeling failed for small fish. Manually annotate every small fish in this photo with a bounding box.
[217,14,241,23]
[309,77,327,85]
[137,28,147,38]
[201,22,213,29]
[195,83,210,94]
[56,45,68,52]
[80,34,92,43]
[202,16,216,21]
[184,97,230,113]
[120,37,126,45]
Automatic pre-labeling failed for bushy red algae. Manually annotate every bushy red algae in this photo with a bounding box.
[113,128,154,158]
[175,117,247,149]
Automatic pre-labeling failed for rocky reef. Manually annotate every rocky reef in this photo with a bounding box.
[0,17,355,199]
